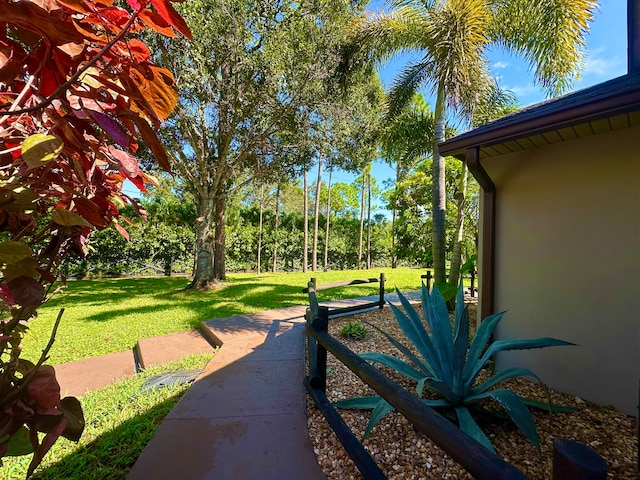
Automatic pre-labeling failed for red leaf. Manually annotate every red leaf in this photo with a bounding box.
[150,0,192,39]
[127,63,178,121]
[7,276,45,310]
[106,145,140,177]
[25,366,61,409]
[55,0,92,14]
[74,197,108,227]
[126,0,147,10]
[139,9,177,37]
[127,174,148,193]
[40,68,59,96]
[100,7,131,30]
[123,111,172,172]
[0,284,15,306]
[89,111,130,149]
[123,39,151,63]
[0,0,83,46]
[27,416,67,478]
[0,38,27,84]
[113,221,130,241]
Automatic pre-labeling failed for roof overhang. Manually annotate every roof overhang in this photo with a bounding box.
[439,72,640,159]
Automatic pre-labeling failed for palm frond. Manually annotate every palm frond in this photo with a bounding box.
[349,7,429,64]
[387,60,434,118]
[425,0,492,112]
[491,0,598,97]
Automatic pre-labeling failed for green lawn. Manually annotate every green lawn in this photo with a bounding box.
[0,353,213,480]
[24,268,427,365]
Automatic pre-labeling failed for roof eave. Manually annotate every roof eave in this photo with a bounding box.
[439,72,640,157]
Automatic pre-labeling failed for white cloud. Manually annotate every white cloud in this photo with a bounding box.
[493,61,509,69]
[507,84,542,97]
[583,48,625,77]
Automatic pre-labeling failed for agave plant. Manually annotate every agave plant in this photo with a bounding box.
[335,283,574,452]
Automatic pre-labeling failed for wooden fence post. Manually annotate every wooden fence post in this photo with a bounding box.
[552,439,607,480]
[470,269,476,298]
[379,272,385,309]
[308,305,329,392]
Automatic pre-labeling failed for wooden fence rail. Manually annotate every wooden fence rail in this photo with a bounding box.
[304,276,608,480]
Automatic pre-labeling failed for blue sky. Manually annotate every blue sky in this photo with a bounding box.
[126,2,628,209]
[359,0,629,209]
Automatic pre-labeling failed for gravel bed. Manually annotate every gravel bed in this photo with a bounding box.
[306,302,638,479]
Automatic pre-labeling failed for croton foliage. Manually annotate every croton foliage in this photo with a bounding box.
[0,0,190,475]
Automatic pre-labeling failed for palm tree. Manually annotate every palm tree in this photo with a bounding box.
[380,93,434,268]
[347,0,597,284]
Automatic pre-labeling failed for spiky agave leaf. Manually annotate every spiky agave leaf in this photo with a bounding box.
[462,310,506,382]
[451,284,469,396]
[468,389,541,450]
[421,283,454,385]
[454,406,495,452]
[464,337,576,391]
[470,367,540,396]
[388,298,441,377]
[360,352,424,381]
[334,396,382,410]
[363,316,436,378]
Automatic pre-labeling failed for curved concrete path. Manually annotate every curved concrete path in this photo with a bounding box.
[55,292,423,479]
[127,293,423,480]
[128,304,324,480]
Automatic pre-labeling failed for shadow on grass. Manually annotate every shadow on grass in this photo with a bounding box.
[25,393,183,480]
[73,281,309,325]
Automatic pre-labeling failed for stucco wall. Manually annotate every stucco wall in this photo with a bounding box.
[480,126,640,416]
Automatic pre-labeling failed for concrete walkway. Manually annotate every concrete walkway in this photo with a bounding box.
[54,292,424,480]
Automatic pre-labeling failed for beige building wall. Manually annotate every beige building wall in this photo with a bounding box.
[480,126,640,416]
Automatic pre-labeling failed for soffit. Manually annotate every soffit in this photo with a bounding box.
[439,72,640,160]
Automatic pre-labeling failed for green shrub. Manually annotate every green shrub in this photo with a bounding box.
[335,283,574,452]
[338,322,368,340]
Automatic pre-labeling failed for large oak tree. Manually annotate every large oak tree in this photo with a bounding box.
[151,0,369,289]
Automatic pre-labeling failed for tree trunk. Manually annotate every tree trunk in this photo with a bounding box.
[303,170,308,273]
[190,192,216,289]
[366,170,371,270]
[312,157,322,272]
[448,164,468,286]
[213,190,227,282]
[272,184,280,273]
[323,165,332,271]
[432,85,447,284]
[391,166,400,269]
[357,171,365,270]
[257,182,264,274]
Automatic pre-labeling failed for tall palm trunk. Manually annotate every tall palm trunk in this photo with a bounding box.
[272,184,280,273]
[303,171,309,272]
[312,158,322,271]
[366,171,372,269]
[391,166,400,269]
[323,165,333,271]
[448,164,468,285]
[257,183,264,274]
[432,85,447,284]
[357,171,365,269]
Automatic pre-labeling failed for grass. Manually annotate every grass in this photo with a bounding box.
[0,352,214,480]
[23,267,427,365]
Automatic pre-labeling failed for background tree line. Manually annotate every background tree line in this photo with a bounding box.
[73,140,480,277]
[74,0,594,288]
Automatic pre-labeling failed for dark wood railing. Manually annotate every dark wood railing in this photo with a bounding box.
[304,276,609,480]
[421,269,477,297]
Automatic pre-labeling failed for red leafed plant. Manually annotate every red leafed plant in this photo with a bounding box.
[0,0,190,475]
